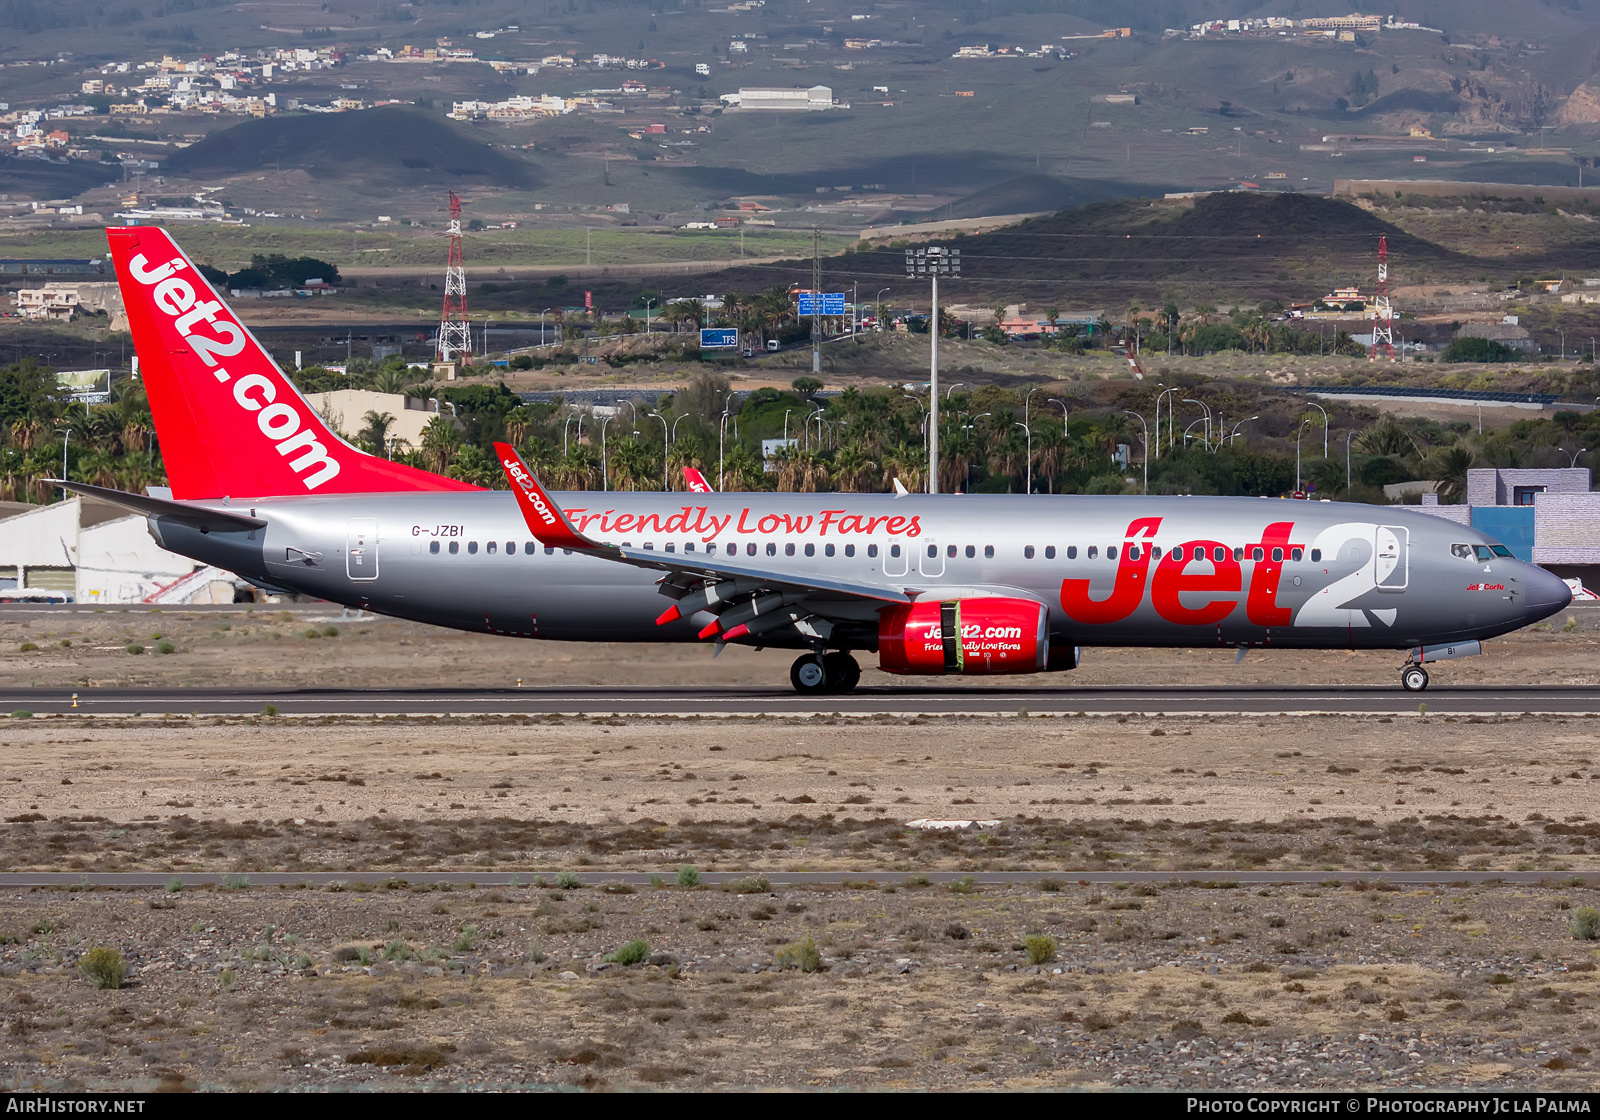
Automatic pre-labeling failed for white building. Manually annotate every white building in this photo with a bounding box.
[302,389,454,453]
[733,85,833,110]
[0,496,236,604]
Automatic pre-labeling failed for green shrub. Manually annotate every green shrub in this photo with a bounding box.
[304,628,322,639]
[1023,934,1057,965]
[554,870,582,889]
[10,710,30,719]
[527,938,547,964]
[1039,878,1064,892]
[154,639,175,655]
[676,865,701,888]
[18,642,35,653]
[452,925,480,952]
[725,877,770,894]
[165,877,183,893]
[321,625,339,637]
[79,947,126,990]
[1571,906,1600,941]
[774,935,823,972]
[218,968,237,991]
[606,938,650,966]
[261,704,279,717]
[949,876,977,895]
[125,643,144,655]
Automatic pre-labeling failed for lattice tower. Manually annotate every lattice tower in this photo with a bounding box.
[1369,235,1395,361]
[436,191,472,362]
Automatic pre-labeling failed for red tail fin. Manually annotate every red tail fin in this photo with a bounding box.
[107,225,479,499]
[682,466,714,493]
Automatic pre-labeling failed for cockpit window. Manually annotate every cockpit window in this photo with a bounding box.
[1451,543,1473,560]
[1473,545,1495,562]
[1490,544,1513,558]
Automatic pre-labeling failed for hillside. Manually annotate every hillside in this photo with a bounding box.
[162,107,537,189]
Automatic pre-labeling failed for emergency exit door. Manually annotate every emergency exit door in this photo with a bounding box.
[347,519,379,581]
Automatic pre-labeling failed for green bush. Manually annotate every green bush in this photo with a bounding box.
[124,643,144,655]
[1442,336,1518,364]
[676,865,701,888]
[606,938,650,966]
[18,642,35,653]
[154,639,175,655]
[774,935,823,972]
[452,925,479,952]
[1572,906,1600,941]
[724,877,770,894]
[321,626,339,637]
[1023,934,1058,966]
[554,870,582,889]
[79,947,127,990]
[10,710,30,719]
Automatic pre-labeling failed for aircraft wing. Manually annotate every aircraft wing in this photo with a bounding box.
[48,478,268,533]
[494,443,912,641]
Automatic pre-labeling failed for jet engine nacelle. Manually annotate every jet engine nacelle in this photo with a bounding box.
[878,597,1050,675]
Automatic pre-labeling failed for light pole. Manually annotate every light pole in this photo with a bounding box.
[542,308,552,348]
[719,408,730,490]
[1182,398,1212,449]
[874,287,891,331]
[1016,420,1033,495]
[1122,410,1148,494]
[672,414,691,442]
[600,415,613,491]
[1306,401,1328,458]
[906,245,959,493]
[1024,386,1047,491]
[57,427,71,491]
[1296,419,1312,493]
[563,413,578,455]
[945,382,965,401]
[1153,386,1179,457]
[1049,398,1070,438]
[1228,416,1257,445]
[783,408,793,442]
[1560,446,1589,467]
[1559,328,1566,361]
[645,298,656,336]
[616,398,638,430]
[1346,430,1354,494]
[648,412,668,490]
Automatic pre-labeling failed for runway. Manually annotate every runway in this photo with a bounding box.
[1,684,1596,716]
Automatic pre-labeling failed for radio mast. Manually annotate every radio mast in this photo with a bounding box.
[1369,235,1394,361]
[436,191,472,363]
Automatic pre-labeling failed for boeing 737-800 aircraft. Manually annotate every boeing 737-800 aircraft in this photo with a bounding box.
[61,226,1572,694]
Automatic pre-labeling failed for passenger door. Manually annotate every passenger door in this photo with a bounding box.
[919,538,946,578]
[883,541,909,577]
[346,519,379,581]
[1373,525,1407,592]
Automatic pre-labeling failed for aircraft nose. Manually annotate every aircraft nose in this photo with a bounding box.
[1522,565,1572,623]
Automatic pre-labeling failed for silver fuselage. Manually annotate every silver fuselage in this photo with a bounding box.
[147,491,1571,655]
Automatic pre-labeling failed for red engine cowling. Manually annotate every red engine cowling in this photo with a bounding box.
[878,597,1049,675]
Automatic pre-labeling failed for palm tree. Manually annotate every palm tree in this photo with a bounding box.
[420,415,462,474]
[373,366,420,395]
[720,444,766,492]
[831,442,879,492]
[1427,444,1477,503]
[357,410,395,456]
[1355,415,1419,459]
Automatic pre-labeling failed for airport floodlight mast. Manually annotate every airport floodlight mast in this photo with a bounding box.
[906,246,960,493]
[436,191,472,363]
[1370,235,1395,361]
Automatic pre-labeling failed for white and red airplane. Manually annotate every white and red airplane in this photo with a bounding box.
[58,226,1571,694]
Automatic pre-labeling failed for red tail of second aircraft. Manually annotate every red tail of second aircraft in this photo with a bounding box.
[108,225,480,500]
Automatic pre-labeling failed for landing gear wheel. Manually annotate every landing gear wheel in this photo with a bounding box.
[1401,665,1430,692]
[790,654,829,694]
[823,652,861,693]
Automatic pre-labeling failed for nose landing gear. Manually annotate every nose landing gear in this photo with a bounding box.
[790,652,861,694]
[1400,663,1429,692]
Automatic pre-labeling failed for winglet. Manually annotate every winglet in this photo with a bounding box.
[892,477,910,497]
[494,442,602,553]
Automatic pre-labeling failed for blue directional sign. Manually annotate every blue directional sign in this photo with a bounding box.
[797,292,847,316]
[699,327,740,349]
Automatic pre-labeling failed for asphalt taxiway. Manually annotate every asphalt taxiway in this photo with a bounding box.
[0,684,1594,717]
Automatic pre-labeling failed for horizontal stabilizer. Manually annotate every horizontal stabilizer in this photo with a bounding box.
[48,479,267,533]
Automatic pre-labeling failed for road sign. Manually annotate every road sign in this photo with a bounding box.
[699,327,739,349]
[584,290,592,310]
[797,292,847,316]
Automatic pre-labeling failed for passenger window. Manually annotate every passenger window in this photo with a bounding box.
[1213,546,1226,563]
[1043,545,1056,560]
[927,544,937,559]
[1087,546,1098,559]
[984,545,994,559]
[947,545,957,558]
[685,542,695,552]
[1065,546,1075,559]
[1252,547,1264,562]
[785,543,796,557]
[642,542,654,551]
[747,543,757,557]
[430,540,440,554]
[804,543,815,557]
[467,541,478,555]
[486,541,497,554]
[665,543,675,553]
[544,545,554,555]
[1271,547,1283,562]
[824,543,834,557]
[843,544,854,558]
[889,544,900,558]
[767,542,777,557]
[965,545,975,559]
[1127,545,1140,561]
[866,544,877,558]
[449,541,460,554]
[1232,547,1243,562]
[1025,545,1035,559]
[507,541,517,554]
[1171,546,1184,562]
[1491,545,1512,557]
[1311,549,1322,562]
[1151,546,1161,560]
[1291,548,1303,561]
[1107,546,1118,560]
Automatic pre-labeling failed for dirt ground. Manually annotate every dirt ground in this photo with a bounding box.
[2,878,1600,1091]
[2,610,1599,1090]
[0,603,1596,692]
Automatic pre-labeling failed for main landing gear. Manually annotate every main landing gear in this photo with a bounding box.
[790,652,861,695]
[1400,663,1430,692]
